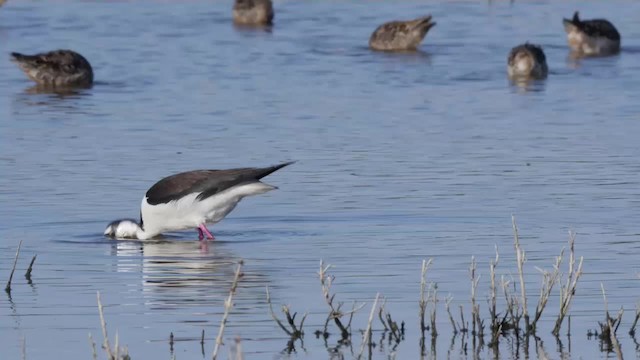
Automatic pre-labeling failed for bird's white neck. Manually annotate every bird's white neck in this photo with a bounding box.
[104,219,155,240]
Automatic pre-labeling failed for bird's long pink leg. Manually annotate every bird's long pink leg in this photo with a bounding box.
[198,224,215,240]
[197,228,205,241]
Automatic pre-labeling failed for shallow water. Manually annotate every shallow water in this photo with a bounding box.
[1,0,640,359]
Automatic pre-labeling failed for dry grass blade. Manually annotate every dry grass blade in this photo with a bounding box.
[357,293,379,359]
[266,286,293,336]
[377,297,403,343]
[552,232,584,336]
[88,333,98,360]
[630,301,640,336]
[95,292,131,360]
[469,256,481,337]
[630,274,640,336]
[530,251,562,333]
[600,283,624,360]
[501,275,522,332]
[266,286,306,337]
[512,216,530,333]
[378,297,389,331]
[201,329,205,357]
[212,260,244,360]
[5,240,23,293]
[458,304,468,333]
[114,331,120,360]
[232,336,244,360]
[21,335,26,360]
[318,260,364,340]
[430,283,438,337]
[419,258,434,333]
[489,246,499,334]
[25,255,37,281]
[445,295,457,334]
[97,291,115,360]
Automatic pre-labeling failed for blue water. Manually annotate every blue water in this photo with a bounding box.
[1,0,640,359]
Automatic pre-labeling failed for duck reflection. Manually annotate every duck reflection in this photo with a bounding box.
[509,77,547,93]
[12,86,91,116]
[23,84,91,96]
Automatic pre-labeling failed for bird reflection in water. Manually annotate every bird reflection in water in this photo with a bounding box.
[509,77,547,93]
[24,84,91,96]
[111,239,251,308]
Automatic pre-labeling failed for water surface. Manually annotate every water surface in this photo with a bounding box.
[1,0,640,359]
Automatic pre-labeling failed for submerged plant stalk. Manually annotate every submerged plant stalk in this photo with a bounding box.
[5,240,23,293]
[212,260,244,360]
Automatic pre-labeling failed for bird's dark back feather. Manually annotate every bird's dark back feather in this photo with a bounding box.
[145,162,294,205]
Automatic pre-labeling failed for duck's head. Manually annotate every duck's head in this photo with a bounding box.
[507,44,548,79]
[104,219,143,239]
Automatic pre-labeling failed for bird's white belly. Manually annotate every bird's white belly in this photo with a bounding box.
[203,200,240,224]
[139,182,275,236]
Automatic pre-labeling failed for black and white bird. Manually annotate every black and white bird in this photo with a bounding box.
[562,11,621,56]
[104,162,294,241]
[10,49,93,87]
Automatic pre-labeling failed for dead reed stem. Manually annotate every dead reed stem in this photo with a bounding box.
[630,301,640,336]
[501,276,522,333]
[512,216,530,333]
[458,305,468,332]
[377,297,402,343]
[5,240,23,293]
[88,333,98,360]
[469,256,481,337]
[552,232,583,336]
[530,253,561,333]
[318,260,365,340]
[25,255,37,281]
[114,331,120,360]
[445,295,457,334]
[630,273,640,336]
[95,292,130,359]
[266,286,293,335]
[378,297,388,331]
[357,293,379,359]
[212,260,244,360]
[97,291,115,360]
[201,330,205,357]
[430,283,438,337]
[265,286,306,337]
[419,258,434,333]
[489,246,499,334]
[601,283,624,360]
[234,336,244,360]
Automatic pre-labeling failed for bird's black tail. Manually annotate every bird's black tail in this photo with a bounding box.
[256,161,296,180]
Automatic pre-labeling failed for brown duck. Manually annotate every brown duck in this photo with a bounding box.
[507,43,548,80]
[11,49,93,87]
[369,15,436,51]
[233,0,274,26]
[562,11,620,56]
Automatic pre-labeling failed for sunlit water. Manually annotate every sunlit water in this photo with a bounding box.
[1,0,640,359]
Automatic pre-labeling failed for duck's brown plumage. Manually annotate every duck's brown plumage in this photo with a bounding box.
[507,43,548,80]
[10,49,93,87]
[369,16,436,51]
[562,11,620,55]
[233,0,274,26]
